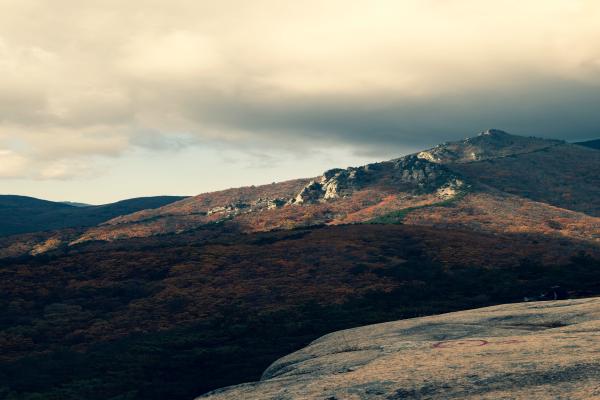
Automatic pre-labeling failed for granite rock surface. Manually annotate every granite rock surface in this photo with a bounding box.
[198,297,600,399]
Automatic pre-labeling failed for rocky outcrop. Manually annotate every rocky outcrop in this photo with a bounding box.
[417,129,563,164]
[291,180,327,205]
[206,197,288,216]
[198,297,600,399]
[290,155,465,205]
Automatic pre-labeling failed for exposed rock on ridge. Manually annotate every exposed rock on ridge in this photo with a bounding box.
[290,155,465,205]
[205,197,287,217]
[417,129,563,164]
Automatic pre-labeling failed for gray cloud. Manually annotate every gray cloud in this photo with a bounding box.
[173,77,600,151]
[1,0,600,181]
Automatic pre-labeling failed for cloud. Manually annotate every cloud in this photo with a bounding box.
[118,31,224,81]
[1,0,600,180]
[0,149,29,178]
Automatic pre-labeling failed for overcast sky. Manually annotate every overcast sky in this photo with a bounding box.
[1,0,599,203]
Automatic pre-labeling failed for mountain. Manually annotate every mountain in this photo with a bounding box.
[1,129,599,400]
[575,138,600,150]
[0,196,75,237]
[199,297,600,400]
[0,195,187,237]
[69,129,599,245]
[436,130,600,216]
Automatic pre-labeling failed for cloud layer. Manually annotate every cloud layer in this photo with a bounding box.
[1,0,600,180]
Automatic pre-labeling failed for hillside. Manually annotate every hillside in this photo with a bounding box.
[2,130,598,259]
[446,143,600,216]
[69,156,466,243]
[0,195,186,237]
[199,297,600,400]
[402,190,599,243]
[0,224,598,400]
[414,129,600,216]
[575,138,600,150]
[0,196,75,236]
[65,130,600,246]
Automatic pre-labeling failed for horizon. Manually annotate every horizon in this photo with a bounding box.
[2,130,598,204]
[2,1,600,203]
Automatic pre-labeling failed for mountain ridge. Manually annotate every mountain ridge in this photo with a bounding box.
[416,129,564,164]
[575,138,600,150]
[0,195,187,237]
[2,129,598,256]
[66,130,599,246]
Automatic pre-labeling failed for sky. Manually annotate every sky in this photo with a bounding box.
[1,0,599,204]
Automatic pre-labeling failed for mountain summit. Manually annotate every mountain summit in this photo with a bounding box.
[417,129,563,164]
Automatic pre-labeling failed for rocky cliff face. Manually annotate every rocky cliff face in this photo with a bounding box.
[290,155,465,205]
[198,297,600,400]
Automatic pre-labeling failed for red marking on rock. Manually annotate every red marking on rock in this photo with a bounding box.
[433,339,528,349]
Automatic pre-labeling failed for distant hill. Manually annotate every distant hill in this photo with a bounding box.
[60,201,92,207]
[575,138,600,150]
[0,195,187,236]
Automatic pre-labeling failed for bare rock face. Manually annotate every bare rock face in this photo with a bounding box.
[291,180,326,205]
[198,298,600,399]
[206,197,287,216]
[290,155,464,205]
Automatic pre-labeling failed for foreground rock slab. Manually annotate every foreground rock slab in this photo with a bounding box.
[198,298,600,399]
